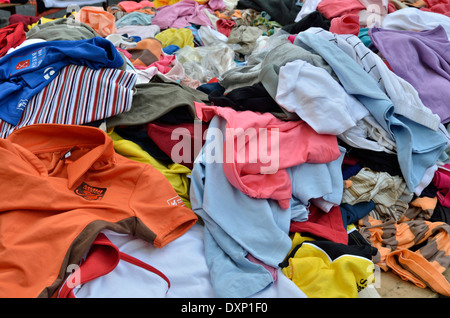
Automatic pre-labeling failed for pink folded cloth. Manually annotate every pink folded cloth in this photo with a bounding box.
[216,18,235,37]
[317,0,365,19]
[330,14,360,35]
[151,0,215,29]
[118,0,154,12]
[433,164,450,207]
[194,102,341,209]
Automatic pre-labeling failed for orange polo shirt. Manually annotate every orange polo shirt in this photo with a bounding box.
[0,124,197,298]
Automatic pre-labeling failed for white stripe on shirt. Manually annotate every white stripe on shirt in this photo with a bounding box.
[0,64,136,138]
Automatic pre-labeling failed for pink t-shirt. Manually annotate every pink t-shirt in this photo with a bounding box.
[317,0,365,19]
[195,102,341,209]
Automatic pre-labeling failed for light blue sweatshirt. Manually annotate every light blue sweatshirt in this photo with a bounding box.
[189,115,293,298]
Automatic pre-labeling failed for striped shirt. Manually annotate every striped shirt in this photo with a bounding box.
[342,167,410,222]
[0,64,137,138]
[358,215,450,296]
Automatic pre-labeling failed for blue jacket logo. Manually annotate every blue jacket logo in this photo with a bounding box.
[43,67,55,80]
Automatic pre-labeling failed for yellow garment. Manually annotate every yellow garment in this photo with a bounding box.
[347,223,356,232]
[282,241,375,298]
[155,28,194,48]
[152,0,208,7]
[28,17,57,30]
[108,129,192,208]
[287,233,315,255]
[28,12,76,30]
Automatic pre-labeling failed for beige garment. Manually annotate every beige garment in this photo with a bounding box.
[342,167,411,221]
[389,0,409,9]
[227,25,264,57]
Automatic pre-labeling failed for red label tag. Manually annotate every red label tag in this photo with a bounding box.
[15,60,30,70]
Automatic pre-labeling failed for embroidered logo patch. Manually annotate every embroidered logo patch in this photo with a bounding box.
[15,60,30,70]
[166,195,185,207]
[74,182,107,201]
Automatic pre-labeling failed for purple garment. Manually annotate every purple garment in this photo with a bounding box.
[152,0,224,30]
[369,26,450,123]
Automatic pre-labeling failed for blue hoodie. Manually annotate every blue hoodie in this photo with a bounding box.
[0,37,124,126]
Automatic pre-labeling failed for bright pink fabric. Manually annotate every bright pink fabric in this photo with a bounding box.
[145,53,176,73]
[207,0,226,11]
[116,47,132,59]
[288,35,296,43]
[118,0,154,12]
[330,14,360,35]
[194,102,341,210]
[432,164,450,207]
[317,0,366,19]
[388,2,396,13]
[216,18,235,37]
[422,0,450,17]
[151,0,215,29]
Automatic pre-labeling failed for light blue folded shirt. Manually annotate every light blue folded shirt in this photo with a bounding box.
[190,115,293,298]
[295,31,448,192]
[288,145,345,210]
[115,12,154,28]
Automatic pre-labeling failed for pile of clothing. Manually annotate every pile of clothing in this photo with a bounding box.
[0,0,450,299]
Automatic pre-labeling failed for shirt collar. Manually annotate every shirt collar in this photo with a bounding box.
[7,124,116,188]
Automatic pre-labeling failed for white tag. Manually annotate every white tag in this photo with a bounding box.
[60,146,77,160]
